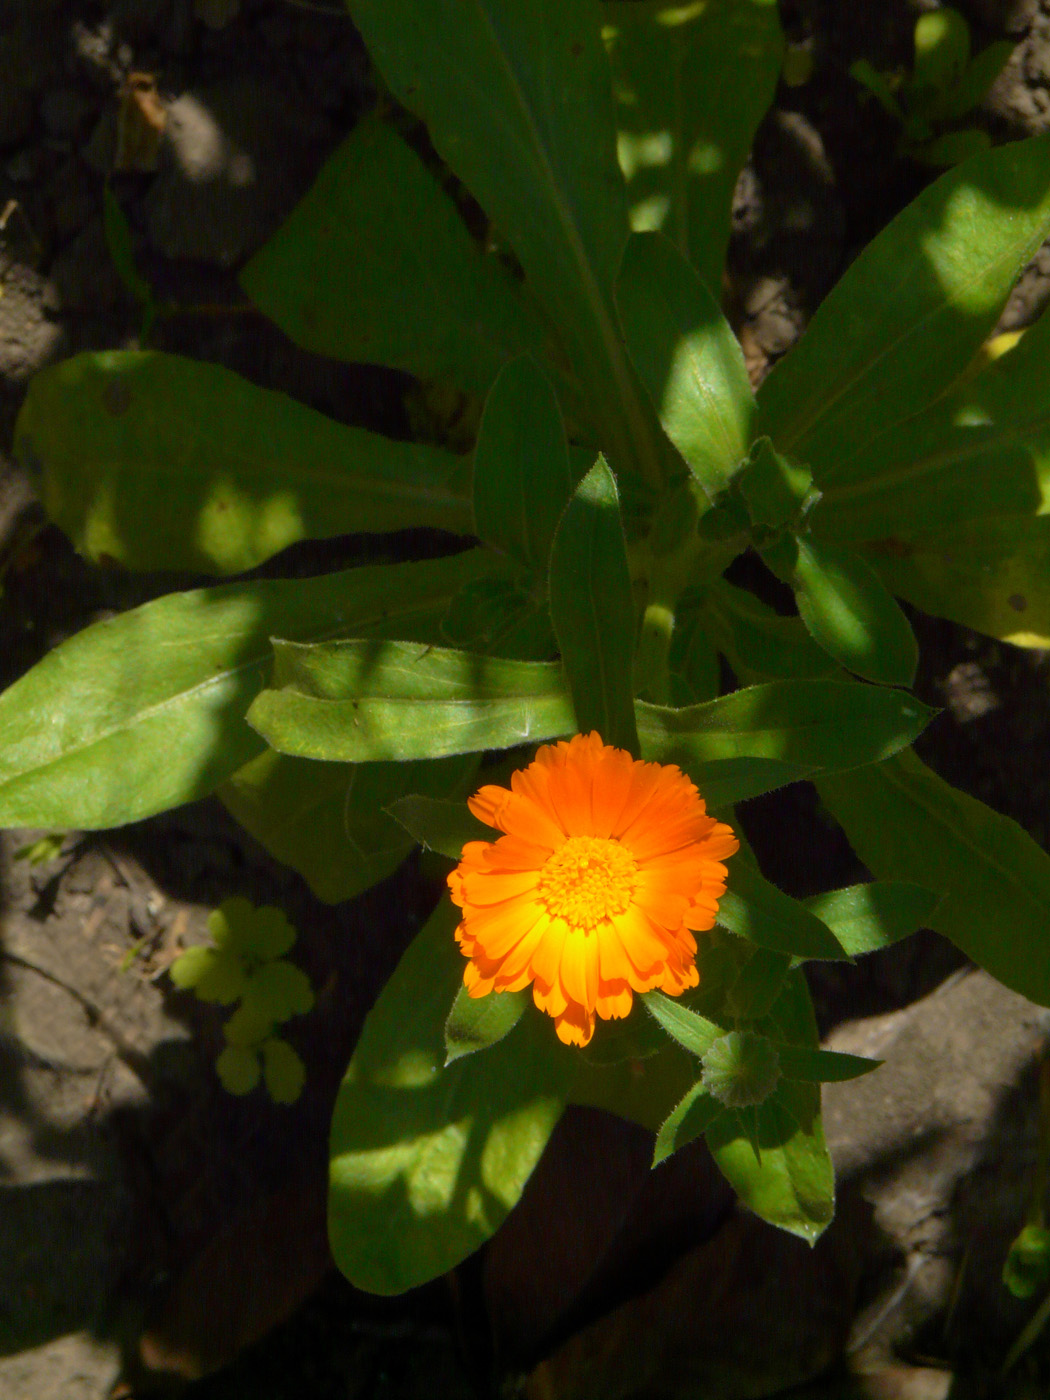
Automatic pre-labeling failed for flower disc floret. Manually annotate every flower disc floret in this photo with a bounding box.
[447,732,739,1047]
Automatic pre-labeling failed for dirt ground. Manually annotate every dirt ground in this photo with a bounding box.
[3,1,1050,1397]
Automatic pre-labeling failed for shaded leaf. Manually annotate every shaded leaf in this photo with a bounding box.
[643,989,724,1059]
[346,0,667,489]
[604,0,783,291]
[14,352,472,575]
[261,1038,307,1105]
[387,794,493,861]
[717,860,848,961]
[549,456,639,753]
[776,1047,882,1083]
[241,116,544,397]
[473,356,575,572]
[220,752,476,904]
[818,750,1050,1006]
[216,1044,261,1095]
[699,580,836,684]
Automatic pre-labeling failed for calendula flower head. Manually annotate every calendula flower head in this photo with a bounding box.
[447,732,739,1047]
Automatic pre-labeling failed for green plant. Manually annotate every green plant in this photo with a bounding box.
[850,6,1015,166]
[169,897,313,1103]
[3,0,1050,1301]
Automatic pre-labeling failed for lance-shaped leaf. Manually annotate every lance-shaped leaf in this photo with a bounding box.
[775,1046,882,1083]
[636,679,934,774]
[387,794,494,861]
[818,750,1050,1007]
[699,580,836,684]
[777,534,919,687]
[812,309,1050,544]
[241,116,544,397]
[248,641,575,763]
[0,550,495,830]
[643,989,725,1058]
[717,860,848,961]
[681,757,816,808]
[445,985,530,1064]
[219,753,477,905]
[329,900,570,1295]
[653,1080,724,1167]
[757,131,1050,479]
[804,881,939,957]
[604,0,784,292]
[866,515,1050,649]
[549,457,640,753]
[14,352,472,575]
[473,356,575,571]
[346,0,666,489]
[616,231,754,499]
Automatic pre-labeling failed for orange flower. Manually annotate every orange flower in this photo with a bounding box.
[447,732,739,1047]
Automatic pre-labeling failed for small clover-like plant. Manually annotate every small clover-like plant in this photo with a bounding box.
[170,897,313,1104]
[850,7,1014,166]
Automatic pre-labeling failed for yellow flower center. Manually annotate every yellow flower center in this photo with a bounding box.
[537,835,638,930]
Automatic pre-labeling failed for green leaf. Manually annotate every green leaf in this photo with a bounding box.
[102,185,153,312]
[224,999,279,1048]
[636,679,934,775]
[803,881,938,957]
[706,969,834,1241]
[0,548,496,829]
[684,757,817,808]
[387,794,493,861]
[818,749,1050,1007]
[441,575,557,662]
[1003,1223,1050,1300]
[248,641,575,763]
[782,534,919,687]
[261,1037,307,1105]
[208,897,296,961]
[866,515,1050,649]
[242,960,315,1022]
[473,356,575,572]
[912,7,969,92]
[14,352,473,575]
[849,58,905,121]
[938,39,1016,122]
[699,580,836,684]
[652,1080,724,1167]
[216,1044,261,1095]
[726,946,791,1020]
[329,900,569,1295]
[346,0,667,490]
[187,950,249,1006]
[604,0,783,291]
[738,438,817,529]
[549,456,640,753]
[775,1047,882,1083]
[616,231,754,500]
[669,602,721,704]
[757,132,1050,481]
[241,116,544,397]
[220,753,476,904]
[717,860,848,961]
[444,986,529,1064]
[913,128,992,169]
[13,833,66,865]
[643,988,724,1058]
[704,1078,834,1242]
[812,306,1050,543]
[169,945,220,993]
